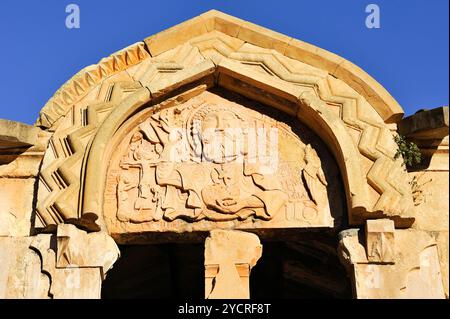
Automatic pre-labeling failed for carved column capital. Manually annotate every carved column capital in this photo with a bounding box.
[204,230,262,299]
[56,224,120,279]
[365,219,395,264]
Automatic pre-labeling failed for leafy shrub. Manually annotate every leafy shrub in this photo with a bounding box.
[394,135,422,167]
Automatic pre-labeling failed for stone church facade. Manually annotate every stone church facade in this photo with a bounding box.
[0,10,448,299]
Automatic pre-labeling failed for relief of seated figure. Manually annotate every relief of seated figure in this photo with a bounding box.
[112,97,329,226]
[118,104,288,222]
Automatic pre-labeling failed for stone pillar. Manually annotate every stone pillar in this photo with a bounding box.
[204,230,262,299]
[338,219,446,299]
[0,224,120,299]
[52,224,120,298]
[0,120,50,236]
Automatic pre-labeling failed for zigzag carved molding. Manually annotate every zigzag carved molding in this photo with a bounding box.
[226,45,413,216]
[36,82,142,226]
[35,32,414,229]
[37,43,209,227]
[37,42,150,130]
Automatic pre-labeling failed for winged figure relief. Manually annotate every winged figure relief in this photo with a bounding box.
[301,144,328,205]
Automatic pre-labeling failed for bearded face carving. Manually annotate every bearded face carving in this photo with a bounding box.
[200,110,243,164]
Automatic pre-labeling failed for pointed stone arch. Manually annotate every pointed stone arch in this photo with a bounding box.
[34,10,415,233]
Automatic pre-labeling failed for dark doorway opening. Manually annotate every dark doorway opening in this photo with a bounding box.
[251,239,352,299]
[102,235,351,299]
[102,243,204,299]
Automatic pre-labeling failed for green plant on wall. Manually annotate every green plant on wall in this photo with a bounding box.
[394,135,422,167]
[409,172,433,206]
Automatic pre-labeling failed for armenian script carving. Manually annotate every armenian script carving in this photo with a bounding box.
[104,91,338,234]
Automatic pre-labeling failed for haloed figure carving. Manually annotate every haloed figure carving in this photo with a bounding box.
[198,108,287,220]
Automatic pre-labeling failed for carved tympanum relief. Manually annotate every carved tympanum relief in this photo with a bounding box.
[104,91,339,235]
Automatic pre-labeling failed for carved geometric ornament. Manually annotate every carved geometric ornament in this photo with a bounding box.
[34,10,415,234]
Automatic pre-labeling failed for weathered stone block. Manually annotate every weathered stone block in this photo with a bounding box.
[366,219,395,263]
[204,230,262,299]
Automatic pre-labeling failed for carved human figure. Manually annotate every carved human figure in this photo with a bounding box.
[202,108,287,220]
[117,132,162,222]
[147,105,288,221]
[112,101,332,224]
[117,170,134,221]
[142,109,203,220]
[300,144,328,205]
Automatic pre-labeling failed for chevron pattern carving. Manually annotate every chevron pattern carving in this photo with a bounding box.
[226,44,414,217]
[36,82,143,227]
[37,42,150,130]
[35,31,414,230]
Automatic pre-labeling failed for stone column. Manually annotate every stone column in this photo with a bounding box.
[52,224,120,298]
[29,224,120,299]
[204,230,262,299]
[0,224,120,299]
[338,219,446,299]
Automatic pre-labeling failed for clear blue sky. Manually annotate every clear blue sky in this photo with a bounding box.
[0,0,448,125]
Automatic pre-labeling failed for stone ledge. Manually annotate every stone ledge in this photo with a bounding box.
[398,106,449,139]
[0,119,39,150]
